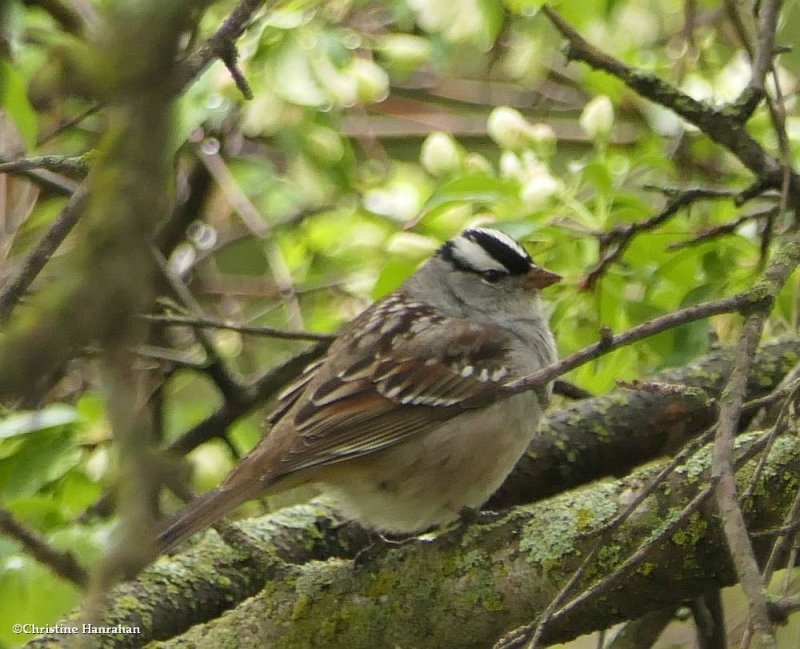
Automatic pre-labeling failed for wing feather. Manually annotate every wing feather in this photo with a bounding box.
[267,294,518,478]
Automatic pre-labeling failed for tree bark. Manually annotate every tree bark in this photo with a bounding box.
[27,427,800,648]
[24,339,800,647]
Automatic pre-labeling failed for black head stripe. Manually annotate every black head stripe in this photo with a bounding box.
[462,228,532,275]
[439,240,470,273]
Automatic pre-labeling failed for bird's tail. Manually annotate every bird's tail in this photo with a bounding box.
[156,483,257,555]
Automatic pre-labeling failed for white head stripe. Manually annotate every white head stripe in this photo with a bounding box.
[468,227,529,260]
[449,237,508,273]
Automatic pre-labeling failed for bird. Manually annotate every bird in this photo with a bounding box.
[156,227,560,553]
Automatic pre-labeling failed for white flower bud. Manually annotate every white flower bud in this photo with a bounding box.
[407,0,452,32]
[520,174,562,210]
[499,151,523,180]
[487,106,534,151]
[379,35,432,73]
[529,123,557,158]
[306,126,344,164]
[350,58,389,104]
[420,131,462,177]
[465,152,492,174]
[580,95,614,142]
[363,185,420,221]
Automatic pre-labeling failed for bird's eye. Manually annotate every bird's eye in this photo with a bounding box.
[481,270,505,284]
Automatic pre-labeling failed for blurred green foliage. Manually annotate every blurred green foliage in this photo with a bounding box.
[1,0,800,644]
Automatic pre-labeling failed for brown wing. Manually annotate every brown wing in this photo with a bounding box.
[266,293,516,477]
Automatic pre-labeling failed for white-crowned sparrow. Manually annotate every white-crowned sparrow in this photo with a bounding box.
[157,227,559,552]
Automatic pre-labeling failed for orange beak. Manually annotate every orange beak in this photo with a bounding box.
[522,265,562,290]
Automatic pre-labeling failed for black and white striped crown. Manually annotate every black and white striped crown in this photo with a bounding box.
[439,227,532,279]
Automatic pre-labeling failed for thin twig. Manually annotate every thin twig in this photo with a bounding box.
[690,590,727,649]
[0,183,89,325]
[496,485,716,649]
[667,208,775,251]
[0,507,89,588]
[710,230,800,649]
[0,154,77,196]
[0,154,90,177]
[513,422,715,648]
[585,188,734,288]
[552,379,593,400]
[142,313,334,342]
[80,339,331,522]
[36,104,102,146]
[520,541,604,649]
[219,43,253,100]
[168,340,331,455]
[741,376,800,501]
[501,293,755,397]
[604,607,676,649]
[173,0,267,96]
[741,372,800,417]
[741,483,800,647]
[750,522,800,538]
[498,432,772,649]
[749,0,783,95]
[0,2,265,327]
[767,596,800,622]
[761,52,792,261]
[151,248,245,402]
[580,428,715,541]
[724,0,755,61]
[195,142,305,328]
[760,487,800,585]
[542,4,784,183]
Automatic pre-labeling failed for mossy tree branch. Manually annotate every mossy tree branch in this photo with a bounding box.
[26,427,800,649]
[20,339,800,648]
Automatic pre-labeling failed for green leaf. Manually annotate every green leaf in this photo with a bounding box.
[490,219,541,241]
[0,405,79,441]
[75,393,107,426]
[478,0,506,44]
[665,320,709,367]
[54,471,102,517]
[582,162,614,198]
[228,416,262,456]
[0,61,37,151]
[0,430,81,501]
[4,496,65,531]
[214,238,269,275]
[680,283,715,307]
[0,556,80,647]
[372,258,419,299]
[417,175,518,222]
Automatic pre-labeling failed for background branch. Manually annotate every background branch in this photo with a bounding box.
[711,228,800,647]
[542,5,786,185]
[0,183,88,325]
[0,508,88,589]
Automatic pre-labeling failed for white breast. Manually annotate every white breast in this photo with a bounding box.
[315,391,541,534]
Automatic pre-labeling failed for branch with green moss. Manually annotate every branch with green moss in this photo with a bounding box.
[490,336,800,509]
[24,503,367,649]
[0,154,90,177]
[25,426,800,649]
[21,339,800,648]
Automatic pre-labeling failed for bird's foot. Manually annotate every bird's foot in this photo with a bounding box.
[458,506,503,526]
[353,531,419,567]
